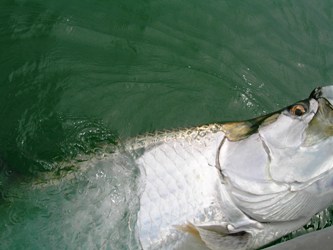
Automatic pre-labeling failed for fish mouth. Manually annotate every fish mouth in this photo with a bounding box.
[304,86,333,146]
[310,86,333,106]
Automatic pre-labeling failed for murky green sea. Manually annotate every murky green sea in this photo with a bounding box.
[1,0,333,249]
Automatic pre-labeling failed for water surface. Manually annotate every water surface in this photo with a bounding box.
[1,0,333,249]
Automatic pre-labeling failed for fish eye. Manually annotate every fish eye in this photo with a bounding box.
[290,104,306,116]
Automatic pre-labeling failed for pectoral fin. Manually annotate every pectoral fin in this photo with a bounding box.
[176,222,250,250]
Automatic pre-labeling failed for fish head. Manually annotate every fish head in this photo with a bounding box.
[259,86,333,185]
[221,86,333,223]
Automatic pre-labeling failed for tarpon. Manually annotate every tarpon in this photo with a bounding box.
[1,86,333,250]
[126,86,333,249]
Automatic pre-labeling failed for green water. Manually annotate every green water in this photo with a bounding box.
[1,0,333,249]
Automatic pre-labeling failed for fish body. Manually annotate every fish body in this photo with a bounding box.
[130,125,232,249]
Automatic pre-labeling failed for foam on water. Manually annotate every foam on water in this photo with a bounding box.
[0,151,141,249]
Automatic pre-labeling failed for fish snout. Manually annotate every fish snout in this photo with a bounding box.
[311,85,333,107]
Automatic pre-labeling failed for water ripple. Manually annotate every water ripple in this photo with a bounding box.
[1,0,333,249]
